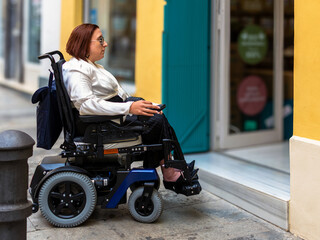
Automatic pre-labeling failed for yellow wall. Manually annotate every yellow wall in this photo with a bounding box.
[135,0,165,103]
[60,0,83,60]
[290,1,320,239]
[293,1,320,140]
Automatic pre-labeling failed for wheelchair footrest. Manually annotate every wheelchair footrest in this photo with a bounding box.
[163,179,202,196]
[180,180,202,196]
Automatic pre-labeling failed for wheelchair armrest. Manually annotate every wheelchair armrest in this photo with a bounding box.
[79,115,124,123]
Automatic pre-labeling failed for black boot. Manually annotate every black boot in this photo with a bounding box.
[188,160,195,172]
[163,174,202,196]
[163,175,185,193]
[190,168,199,180]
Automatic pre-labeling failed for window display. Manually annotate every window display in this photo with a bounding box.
[230,0,275,133]
[229,0,293,137]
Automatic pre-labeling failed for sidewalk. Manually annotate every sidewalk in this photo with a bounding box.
[0,86,302,240]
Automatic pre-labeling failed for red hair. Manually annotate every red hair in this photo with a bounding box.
[66,23,99,61]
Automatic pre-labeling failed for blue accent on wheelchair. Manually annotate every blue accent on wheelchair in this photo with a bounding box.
[106,169,159,208]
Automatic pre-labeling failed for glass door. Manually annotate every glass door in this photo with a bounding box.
[214,0,283,149]
[85,0,136,84]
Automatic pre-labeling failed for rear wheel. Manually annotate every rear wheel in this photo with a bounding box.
[128,186,163,223]
[38,172,96,227]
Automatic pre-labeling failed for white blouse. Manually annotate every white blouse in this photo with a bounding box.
[62,57,133,116]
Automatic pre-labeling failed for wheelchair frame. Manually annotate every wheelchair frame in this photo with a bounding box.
[29,51,200,227]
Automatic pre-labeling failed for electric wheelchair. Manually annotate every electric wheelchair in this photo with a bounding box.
[29,51,201,227]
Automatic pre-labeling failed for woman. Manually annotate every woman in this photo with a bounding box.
[62,23,195,191]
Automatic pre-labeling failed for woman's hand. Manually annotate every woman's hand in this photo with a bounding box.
[129,100,160,116]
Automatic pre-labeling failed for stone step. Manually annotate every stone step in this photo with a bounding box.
[186,152,290,230]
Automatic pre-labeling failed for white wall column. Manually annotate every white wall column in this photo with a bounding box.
[39,0,62,85]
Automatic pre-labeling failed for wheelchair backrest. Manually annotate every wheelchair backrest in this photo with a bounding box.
[38,51,76,150]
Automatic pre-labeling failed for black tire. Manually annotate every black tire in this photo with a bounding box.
[38,172,97,227]
[128,186,163,223]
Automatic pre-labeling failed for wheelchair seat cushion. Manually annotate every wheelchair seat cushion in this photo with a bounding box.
[74,135,142,150]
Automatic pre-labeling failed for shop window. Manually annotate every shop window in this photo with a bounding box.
[229,0,275,134]
[27,0,41,63]
[86,0,136,85]
[229,0,294,137]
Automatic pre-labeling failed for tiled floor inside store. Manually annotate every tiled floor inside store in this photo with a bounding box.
[223,141,290,174]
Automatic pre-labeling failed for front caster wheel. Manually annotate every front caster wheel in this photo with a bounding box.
[38,172,97,227]
[128,186,163,223]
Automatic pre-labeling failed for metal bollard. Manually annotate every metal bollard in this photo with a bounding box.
[0,130,34,240]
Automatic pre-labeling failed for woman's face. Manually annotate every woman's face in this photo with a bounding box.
[88,28,108,63]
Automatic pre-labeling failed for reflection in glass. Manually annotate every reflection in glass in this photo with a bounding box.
[89,0,136,83]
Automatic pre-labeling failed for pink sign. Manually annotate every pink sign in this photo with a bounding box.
[237,75,267,116]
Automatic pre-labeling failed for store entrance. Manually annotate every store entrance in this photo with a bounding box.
[187,0,293,227]
[214,0,293,155]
